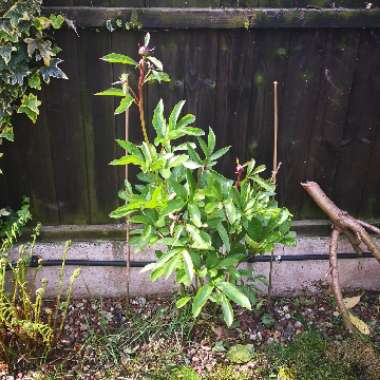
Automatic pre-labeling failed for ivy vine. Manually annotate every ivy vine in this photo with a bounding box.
[0,0,68,169]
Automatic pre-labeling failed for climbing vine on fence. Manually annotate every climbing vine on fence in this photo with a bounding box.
[0,0,67,167]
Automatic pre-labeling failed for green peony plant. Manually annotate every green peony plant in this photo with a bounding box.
[97,33,296,326]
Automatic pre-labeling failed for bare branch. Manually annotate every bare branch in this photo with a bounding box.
[329,228,354,333]
[357,219,380,236]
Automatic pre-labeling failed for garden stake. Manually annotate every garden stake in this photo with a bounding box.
[302,181,380,333]
[122,74,131,304]
[268,81,280,305]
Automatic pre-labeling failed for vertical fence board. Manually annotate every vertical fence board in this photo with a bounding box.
[76,29,120,223]
[278,30,327,217]
[21,90,60,224]
[43,31,90,224]
[304,30,360,217]
[184,31,219,133]
[362,122,380,218]
[214,30,256,176]
[244,30,291,194]
[2,118,31,211]
[333,31,380,217]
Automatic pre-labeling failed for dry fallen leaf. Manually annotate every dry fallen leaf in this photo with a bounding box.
[343,295,361,310]
[348,312,370,335]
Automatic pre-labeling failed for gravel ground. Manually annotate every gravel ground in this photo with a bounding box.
[4,290,380,379]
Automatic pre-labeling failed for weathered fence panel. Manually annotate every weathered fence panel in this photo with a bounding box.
[1,2,380,225]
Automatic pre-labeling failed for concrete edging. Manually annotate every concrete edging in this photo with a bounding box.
[11,220,380,298]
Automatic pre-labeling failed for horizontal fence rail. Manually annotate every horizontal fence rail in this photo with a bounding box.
[43,7,380,29]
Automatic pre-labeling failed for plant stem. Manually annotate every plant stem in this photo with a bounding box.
[138,59,149,144]
[122,76,131,304]
[272,81,279,185]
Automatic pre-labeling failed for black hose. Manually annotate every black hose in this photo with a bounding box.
[10,251,372,270]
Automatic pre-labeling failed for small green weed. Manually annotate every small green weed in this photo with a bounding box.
[169,365,201,380]
[206,365,251,380]
[266,329,380,380]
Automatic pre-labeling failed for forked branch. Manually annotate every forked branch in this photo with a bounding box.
[301,181,380,333]
[301,181,380,264]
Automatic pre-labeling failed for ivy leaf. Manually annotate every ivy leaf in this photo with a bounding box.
[0,45,15,64]
[105,19,115,32]
[101,53,138,66]
[10,66,30,86]
[24,38,55,66]
[17,93,41,124]
[33,17,51,30]
[114,94,134,115]
[40,58,68,83]
[49,14,65,30]
[0,126,14,142]
[27,71,41,90]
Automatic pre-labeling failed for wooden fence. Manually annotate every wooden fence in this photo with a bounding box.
[1,0,380,225]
